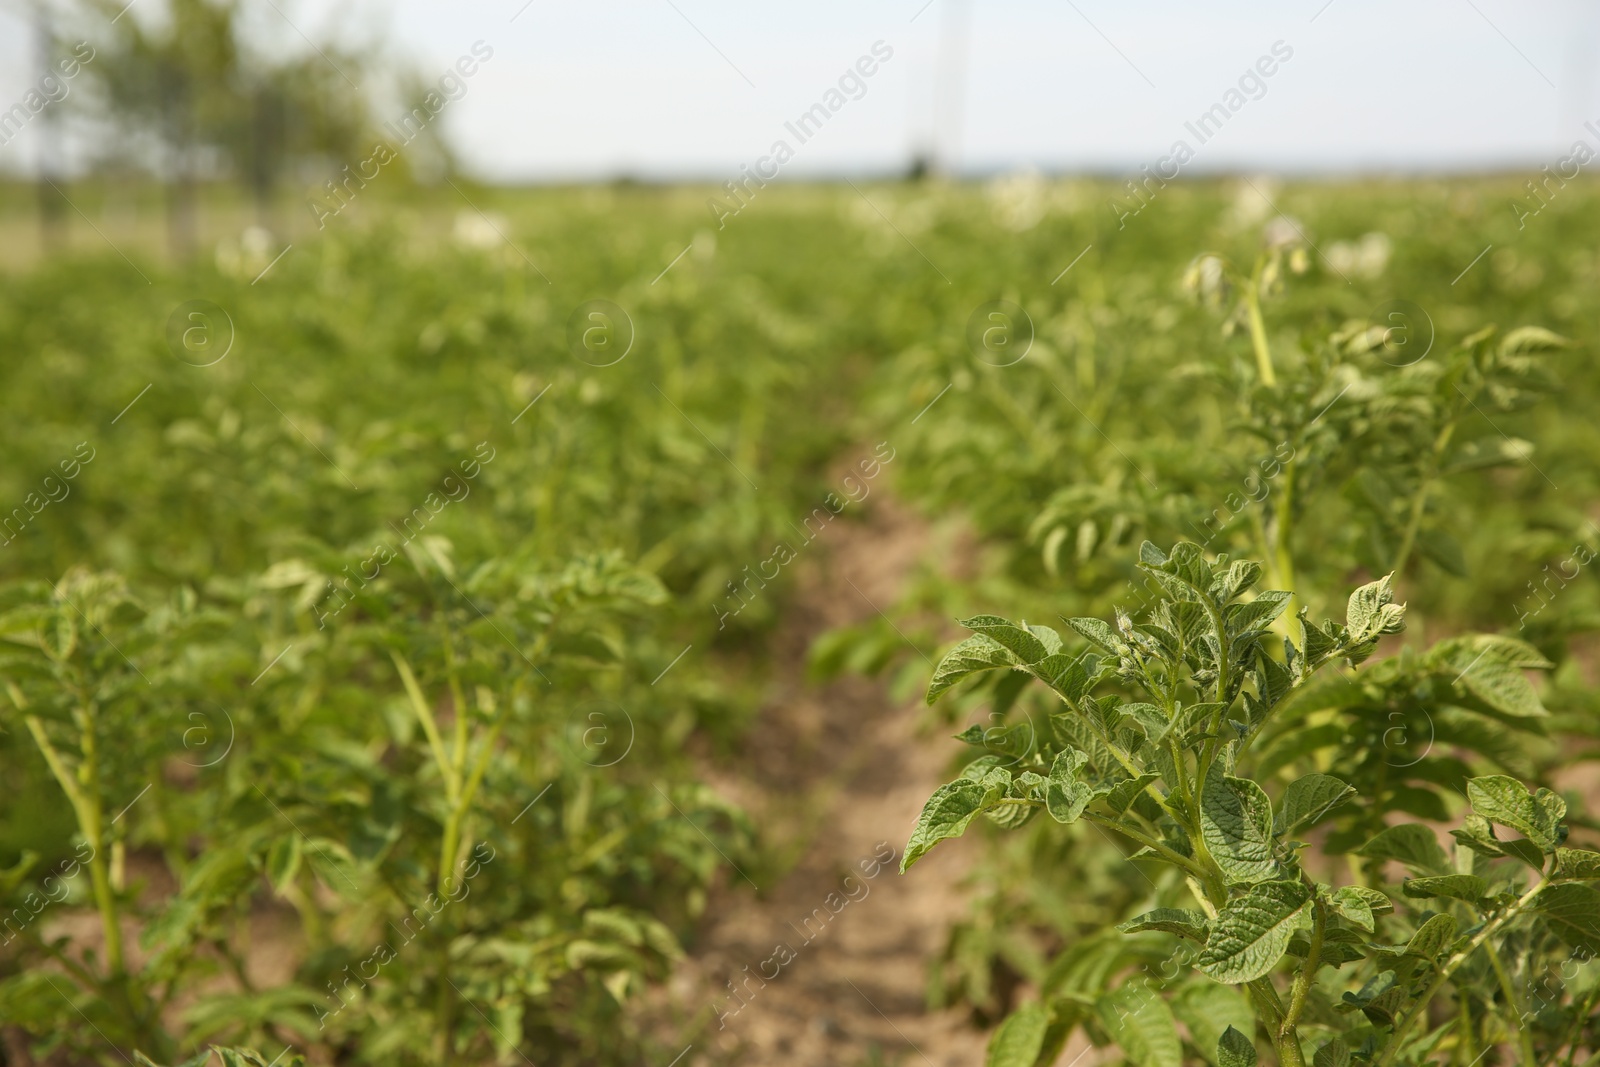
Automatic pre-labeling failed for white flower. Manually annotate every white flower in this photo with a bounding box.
[452,210,508,250]
[1327,232,1391,279]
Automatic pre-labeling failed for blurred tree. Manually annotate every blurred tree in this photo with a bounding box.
[32,6,69,253]
[63,0,430,255]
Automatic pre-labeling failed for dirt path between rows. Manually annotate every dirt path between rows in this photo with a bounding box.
[670,495,993,1067]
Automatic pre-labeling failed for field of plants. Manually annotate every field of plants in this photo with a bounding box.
[2,174,1599,1067]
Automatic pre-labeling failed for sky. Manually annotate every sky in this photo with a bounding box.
[1,0,1598,181]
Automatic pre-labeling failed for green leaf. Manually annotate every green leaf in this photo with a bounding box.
[1499,325,1570,354]
[986,1001,1051,1067]
[213,1051,282,1067]
[1276,774,1356,834]
[1330,886,1390,932]
[1200,766,1278,884]
[1196,880,1312,983]
[1098,983,1182,1067]
[1536,882,1600,952]
[954,724,987,745]
[1449,814,1504,857]
[1313,1038,1351,1067]
[134,1053,215,1067]
[1220,560,1263,600]
[1046,749,1095,824]
[1402,913,1458,961]
[1228,592,1291,635]
[1436,636,1551,719]
[1104,773,1161,815]
[1356,824,1449,875]
[1217,1025,1257,1067]
[1118,908,1210,942]
[960,615,1055,664]
[305,839,362,899]
[1500,837,1549,872]
[1467,776,1564,852]
[1065,616,1122,653]
[1118,702,1170,740]
[926,634,1020,703]
[1172,984,1252,1067]
[1553,847,1600,880]
[902,770,1008,872]
[1401,875,1486,904]
[265,835,301,897]
[1346,575,1406,644]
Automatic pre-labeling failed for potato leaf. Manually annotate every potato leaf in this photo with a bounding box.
[1466,775,1565,853]
[986,1000,1051,1067]
[1118,908,1210,942]
[1356,824,1449,875]
[1276,774,1356,834]
[1197,880,1312,983]
[1099,984,1182,1067]
[1217,1025,1257,1067]
[902,769,1010,872]
[1536,883,1600,952]
[1201,767,1278,884]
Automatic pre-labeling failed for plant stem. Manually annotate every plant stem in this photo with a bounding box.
[78,707,123,977]
[435,933,455,1067]
[1246,257,1276,387]
[1272,457,1299,638]
[1391,422,1456,585]
[1281,898,1325,1044]
[441,628,469,791]
[438,700,507,898]
[1484,938,1537,1067]
[1082,813,1209,882]
[1194,593,1235,786]
[1247,977,1300,1067]
[28,710,123,976]
[1455,988,1475,1067]
[393,651,458,804]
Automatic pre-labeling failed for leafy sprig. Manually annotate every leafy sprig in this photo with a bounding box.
[905,541,1598,1067]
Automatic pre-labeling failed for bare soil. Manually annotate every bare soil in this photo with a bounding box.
[668,495,993,1067]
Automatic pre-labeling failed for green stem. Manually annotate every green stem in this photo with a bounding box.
[441,627,470,790]
[1376,881,1544,1067]
[1391,422,1456,585]
[1167,738,1194,819]
[29,710,123,976]
[1484,938,1537,1067]
[1247,977,1294,1066]
[1246,257,1276,387]
[79,712,123,977]
[1194,592,1235,786]
[435,933,455,1067]
[1281,898,1325,1045]
[393,651,459,804]
[1272,457,1299,639]
[438,698,508,897]
[1561,986,1600,1067]
[1455,987,1475,1067]
[1081,812,1209,882]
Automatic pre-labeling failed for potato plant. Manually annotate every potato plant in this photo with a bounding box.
[818,199,1591,1033]
[903,541,1599,1067]
[0,200,873,1062]
[0,549,737,1063]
